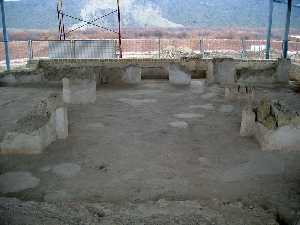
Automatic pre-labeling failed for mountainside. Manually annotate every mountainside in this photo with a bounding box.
[3,0,300,30]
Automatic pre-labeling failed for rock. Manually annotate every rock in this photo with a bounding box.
[262,116,277,130]
[0,172,40,193]
[271,101,293,127]
[160,46,197,59]
[257,98,271,123]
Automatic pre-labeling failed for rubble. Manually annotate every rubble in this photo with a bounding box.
[160,46,200,59]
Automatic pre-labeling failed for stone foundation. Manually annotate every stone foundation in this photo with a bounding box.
[63,78,96,104]
[225,84,255,101]
[0,95,68,154]
[240,99,300,151]
[236,59,291,84]
[168,64,191,85]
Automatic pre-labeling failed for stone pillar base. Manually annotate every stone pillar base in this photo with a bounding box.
[122,66,142,84]
[168,64,191,85]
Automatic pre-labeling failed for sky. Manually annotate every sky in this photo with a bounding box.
[1,0,300,30]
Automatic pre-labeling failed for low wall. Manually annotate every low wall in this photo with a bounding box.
[207,58,287,85]
[0,69,44,85]
[36,58,209,85]
[240,100,300,151]
[0,94,68,154]
[0,58,289,86]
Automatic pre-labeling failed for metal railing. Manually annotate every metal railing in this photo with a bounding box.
[0,38,300,69]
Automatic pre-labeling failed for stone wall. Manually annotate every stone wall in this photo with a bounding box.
[0,94,68,154]
[235,59,289,84]
[240,99,300,151]
[0,58,289,86]
[35,59,209,84]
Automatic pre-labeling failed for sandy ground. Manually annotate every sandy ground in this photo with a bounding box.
[0,80,300,224]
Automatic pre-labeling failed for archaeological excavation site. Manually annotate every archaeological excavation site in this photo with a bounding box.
[1,0,300,224]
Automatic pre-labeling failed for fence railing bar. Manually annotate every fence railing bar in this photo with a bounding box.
[0,39,299,64]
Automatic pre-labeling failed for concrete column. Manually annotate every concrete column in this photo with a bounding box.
[168,64,191,85]
[122,66,142,84]
[283,0,292,59]
[0,0,10,70]
[63,78,96,104]
[213,58,236,85]
[265,0,274,59]
[27,40,33,60]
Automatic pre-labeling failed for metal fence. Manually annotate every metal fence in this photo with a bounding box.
[1,39,300,68]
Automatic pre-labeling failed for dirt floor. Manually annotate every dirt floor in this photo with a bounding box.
[0,80,300,225]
